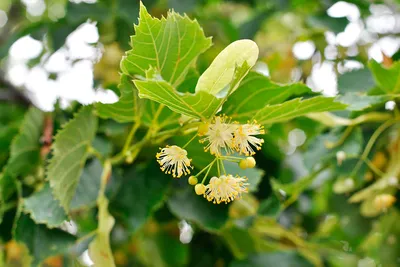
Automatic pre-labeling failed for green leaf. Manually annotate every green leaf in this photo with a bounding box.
[369,60,400,93]
[195,39,258,95]
[48,106,97,212]
[14,214,76,266]
[230,252,313,267]
[135,231,189,267]
[120,2,212,87]
[167,185,229,232]
[70,159,102,211]
[4,107,44,177]
[110,163,171,233]
[338,93,391,111]
[23,183,67,228]
[337,68,375,93]
[245,96,347,125]
[304,128,363,170]
[134,79,222,119]
[89,196,116,267]
[95,75,141,123]
[258,194,281,218]
[223,72,311,116]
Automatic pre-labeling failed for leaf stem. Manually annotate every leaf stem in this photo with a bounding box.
[182,133,198,149]
[201,158,217,184]
[351,119,398,176]
[122,122,140,155]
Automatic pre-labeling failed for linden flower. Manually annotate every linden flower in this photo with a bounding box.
[204,175,248,204]
[156,145,192,178]
[233,121,265,156]
[199,116,237,155]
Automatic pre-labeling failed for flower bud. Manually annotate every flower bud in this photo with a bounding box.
[188,176,198,185]
[197,122,209,136]
[239,159,248,169]
[374,194,396,211]
[195,184,206,195]
[246,157,256,168]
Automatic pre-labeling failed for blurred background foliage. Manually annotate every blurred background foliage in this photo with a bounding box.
[1,0,400,266]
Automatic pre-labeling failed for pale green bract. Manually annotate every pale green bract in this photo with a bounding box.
[47,106,97,212]
[195,39,259,95]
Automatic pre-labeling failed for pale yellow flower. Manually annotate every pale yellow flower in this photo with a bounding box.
[204,175,248,204]
[156,145,192,178]
[233,121,264,156]
[199,116,237,155]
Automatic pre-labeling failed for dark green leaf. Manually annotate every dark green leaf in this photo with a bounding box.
[167,185,229,232]
[14,214,76,266]
[110,163,171,233]
[230,252,313,267]
[48,106,98,212]
[338,68,375,93]
[70,159,102,211]
[223,71,311,117]
[5,108,44,177]
[23,183,67,228]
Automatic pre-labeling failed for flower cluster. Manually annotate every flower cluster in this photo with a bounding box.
[155,115,265,204]
[199,115,265,156]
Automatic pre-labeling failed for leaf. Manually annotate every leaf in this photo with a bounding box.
[167,185,229,232]
[304,128,363,170]
[14,214,76,266]
[223,72,311,116]
[88,196,116,267]
[135,230,189,267]
[70,159,102,211]
[246,96,347,125]
[369,60,400,93]
[4,107,44,177]
[230,252,313,267]
[195,39,258,95]
[23,183,67,228]
[258,194,281,218]
[134,79,223,119]
[337,68,375,93]
[110,163,171,233]
[48,106,98,212]
[338,93,391,111]
[120,2,212,87]
[95,75,140,123]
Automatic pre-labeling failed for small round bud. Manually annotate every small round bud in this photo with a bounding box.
[374,194,396,211]
[239,159,248,169]
[188,176,198,185]
[246,157,256,168]
[197,122,209,136]
[195,184,206,195]
[336,151,346,166]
